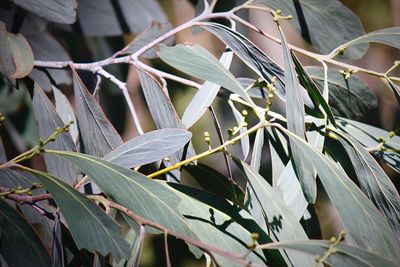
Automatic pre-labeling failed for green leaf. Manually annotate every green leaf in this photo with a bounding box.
[263,240,399,267]
[233,158,314,266]
[73,69,123,157]
[183,163,243,204]
[333,27,400,59]
[0,200,51,267]
[250,128,264,172]
[306,66,377,119]
[118,22,174,58]
[0,22,34,79]
[382,78,400,107]
[279,26,316,203]
[46,150,197,240]
[13,0,77,24]
[138,70,196,167]
[32,83,79,185]
[182,47,233,128]
[336,118,400,174]
[167,183,286,267]
[276,125,399,259]
[104,128,192,169]
[228,100,250,159]
[23,167,130,261]
[251,0,366,57]
[158,43,253,105]
[291,53,336,126]
[336,132,400,240]
[77,0,170,36]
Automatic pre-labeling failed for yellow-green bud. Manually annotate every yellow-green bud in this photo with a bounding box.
[389,131,395,138]
[241,110,248,116]
[330,237,336,243]
[250,232,259,240]
[203,131,210,138]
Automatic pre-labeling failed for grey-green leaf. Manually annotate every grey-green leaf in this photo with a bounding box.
[32,83,79,185]
[138,70,195,166]
[13,0,77,24]
[158,43,253,104]
[306,67,377,119]
[73,69,123,157]
[277,125,399,260]
[104,128,192,169]
[279,27,316,203]
[251,0,366,57]
[47,150,196,240]
[0,200,51,267]
[333,27,400,59]
[228,100,250,159]
[182,47,233,128]
[250,128,264,172]
[263,240,399,267]
[336,118,400,173]
[234,159,314,266]
[23,167,130,261]
[336,132,400,239]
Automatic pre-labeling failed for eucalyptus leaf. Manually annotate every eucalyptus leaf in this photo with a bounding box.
[158,43,253,105]
[32,83,79,185]
[0,200,51,267]
[382,78,400,106]
[182,47,233,128]
[73,69,123,157]
[138,70,196,166]
[234,159,314,266]
[277,125,399,259]
[228,100,250,159]
[250,128,264,172]
[279,26,316,203]
[13,0,76,24]
[264,240,399,267]
[77,0,170,36]
[104,128,192,169]
[336,132,400,241]
[0,22,34,79]
[251,0,366,57]
[333,27,400,59]
[168,183,286,267]
[46,150,197,240]
[306,66,377,119]
[336,118,400,174]
[23,167,130,261]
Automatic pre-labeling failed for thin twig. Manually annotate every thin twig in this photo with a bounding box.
[164,230,172,267]
[96,68,144,135]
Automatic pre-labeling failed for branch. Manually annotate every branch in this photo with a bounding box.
[90,195,259,266]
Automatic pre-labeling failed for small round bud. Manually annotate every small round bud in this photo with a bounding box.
[271,76,277,83]
[34,150,41,156]
[50,137,56,142]
[233,126,238,132]
[276,9,281,14]
[227,128,233,135]
[56,127,61,131]
[17,185,22,190]
[203,131,210,138]
[64,126,70,132]
[389,131,395,138]
[250,233,259,240]
[378,137,385,143]
[243,122,248,127]
[330,237,336,243]
[241,110,248,116]
[331,247,337,254]
[268,93,274,99]
[204,137,210,143]
[286,15,293,20]
[69,120,75,124]
[314,255,321,262]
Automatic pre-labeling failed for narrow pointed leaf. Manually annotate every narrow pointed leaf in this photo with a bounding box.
[0,200,51,267]
[228,100,250,159]
[182,47,233,128]
[251,0,366,57]
[337,118,400,173]
[334,27,400,59]
[234,159,314,266]
[168,183,286,267]
[250,128,264,172]
[279,27,316,203]
[264,240,399,267]
[104,128,192,168]
[73,69,122,157]
[53,87,79,145]
[158,43,253,104]
[306,67,377,119]
[32,83,79,185]
[23,167,130,261]
[138,70,195,166]
[337,132,400,240]
[46,150,197,239]
[382,78,400,106]
[276,125,399,259]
